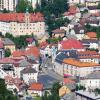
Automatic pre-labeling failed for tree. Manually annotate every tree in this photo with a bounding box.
[16,0,33,13]
[51,82,61,94]
[5,48,11,57]
[2,8,10,13]
[0,79,18,100]
[97,3,100,9]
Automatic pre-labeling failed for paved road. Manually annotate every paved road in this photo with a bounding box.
[38,57,63,89]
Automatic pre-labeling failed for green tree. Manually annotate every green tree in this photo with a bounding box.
[5,48,11,57]
[0,79,18,100]
[51,82,61,94]
[16,0,33,13]
[97,3,100,9]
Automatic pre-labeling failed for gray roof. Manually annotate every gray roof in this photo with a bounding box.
[21,67,37,74]
[3,38,15,45]
[76,90,100,100]
[19,59,31,67]
[86,71,100,79]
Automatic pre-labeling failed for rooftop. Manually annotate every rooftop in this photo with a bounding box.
[0,12,44,23]
[21,67,37,74]
[63,58,97,67]
[76,90,100,100]
[3,38,15,45]
[60,39,84,50]
[85,71,100,79]
[28,83,43,91]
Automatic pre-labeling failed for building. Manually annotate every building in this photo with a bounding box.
[85,0,100,7]
[12,46,40,58]
[58,39,84,51]
[2,38,15,53]
[0,0,18,11]
[27,0,41,9]
[21,67,38,84]
[76,90,100,100]
[52,29,65,38]
[0,12,46,39]
[63,58,100,77]
[4,75,24,93]
[80,71,100,89]
[68,0,85,5]
[59,86,71,97]
[28,83,43,97]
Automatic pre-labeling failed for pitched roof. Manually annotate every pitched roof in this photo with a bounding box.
[3,38,15,45]
[63,78,75,84]
[12,46,40,58]
[85,71,100,79]
[21,67,37,74]
[52,29,65,34]
[86,32,97,38]
[0,57,14,64]
[60,39,84,49]
[63,58,97,67]
[0,12,44,22]
[28,83,43,91]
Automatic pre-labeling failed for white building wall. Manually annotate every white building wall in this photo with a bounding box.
[28,90,43,96]
[22,73,38,84]
[80,79,100,89]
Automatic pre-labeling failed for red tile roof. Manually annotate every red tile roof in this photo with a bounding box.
[28,83,43,91]
[0,57,14,64]
[0,12,44,22]
[63,78,75,84]
[61,39,84,49]
[4,75,24,90]
[86,32,97,38]
[78,50,98,55]
[39,41,48,48]
[63,58,97,67]
[12,46,40,58]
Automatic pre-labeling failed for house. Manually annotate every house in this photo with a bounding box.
[28,83,43,97]
[0,12,46,39]
[88,6,100,14]
[21,67,38,84]
[80,71,100,89]
[2,38,15,53]
[84,32,97,39]
[76,90,100,100]
[77,50,100,64]
[0,57,14,76]
[54,51,78,76]
[73,24,86,40]
[12,46,40,58]
[14,59,32,78]
[63,78,76,91]
[68,0,85,4]
[52,29,66,38]
[1,64,14,77]
[63,5,80,20]
[59,86,71,97]
[86,17,100,26]
[58,39,84,51]
[85,0,100,7]
[4,75,24,93]
[0,0,18,11]
[80,39,99,49]
[63,58,100,77]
